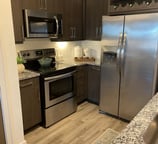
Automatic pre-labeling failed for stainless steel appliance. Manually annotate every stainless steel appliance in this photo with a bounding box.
[21,49,77,127]
[23,9,63,39]
[100,13,158,121]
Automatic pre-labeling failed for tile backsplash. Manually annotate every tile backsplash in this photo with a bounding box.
[16,39,101,64]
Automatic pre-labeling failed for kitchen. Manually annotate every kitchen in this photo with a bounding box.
[1,0,158,144]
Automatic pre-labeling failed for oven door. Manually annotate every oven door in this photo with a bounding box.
[44,71,75,108]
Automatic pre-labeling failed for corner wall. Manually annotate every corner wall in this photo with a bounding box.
[0,0,26,144]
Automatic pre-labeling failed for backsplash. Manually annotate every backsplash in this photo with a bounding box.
[16,39,101,64]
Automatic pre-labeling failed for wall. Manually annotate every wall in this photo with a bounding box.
[0,0,26,144]
[16,40,102,64]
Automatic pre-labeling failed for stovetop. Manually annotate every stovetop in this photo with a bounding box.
[20,48,76,76]
[24,61,75,76]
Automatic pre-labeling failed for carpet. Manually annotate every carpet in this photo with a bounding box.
[92,128,119,144]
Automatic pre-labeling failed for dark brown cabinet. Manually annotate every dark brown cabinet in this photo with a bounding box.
[85,0,107,40]
[11,0,24,43]
[63,0,83,40]
[0,102,5,144]
[22,0,47,10]
[22,0,64,13]
[76,65,88,104]
[20,77,41,131]
[47,0,64,13]
[88,66,101,105]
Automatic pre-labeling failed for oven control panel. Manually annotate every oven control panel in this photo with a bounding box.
[20,48,56,60]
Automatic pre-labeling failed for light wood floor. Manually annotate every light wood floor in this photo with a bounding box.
[25,102,128,144]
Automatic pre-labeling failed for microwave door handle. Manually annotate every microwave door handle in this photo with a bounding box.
[54,16,59,38]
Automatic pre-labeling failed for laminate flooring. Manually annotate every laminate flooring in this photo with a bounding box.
[25,102,128,144]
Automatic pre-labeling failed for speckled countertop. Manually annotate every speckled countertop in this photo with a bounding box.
[112,93,158,144]
[63,59,101,67]
[18,61,100,81]
[18,70,40,81]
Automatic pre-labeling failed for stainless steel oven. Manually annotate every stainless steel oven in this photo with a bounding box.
[43,70,77,127]
[44,71,75,108]
[20,49,77,128]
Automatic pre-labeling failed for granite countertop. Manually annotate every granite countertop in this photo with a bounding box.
[112,93,158,144]
[18,70,40,81]
[18,61,100,81]
[62,59,101,67]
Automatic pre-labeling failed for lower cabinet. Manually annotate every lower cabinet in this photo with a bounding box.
[75,65,88,104]
[88,65,101,105]
[75,65,101,105]
[0,102,5,144]
[20,77,41,131]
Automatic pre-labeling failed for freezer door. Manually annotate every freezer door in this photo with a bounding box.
[119,13,158,120]
[100,16,124,116]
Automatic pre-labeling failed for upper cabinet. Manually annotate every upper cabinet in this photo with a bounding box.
[47,0,64,13]
[11,0,24,43]
[22,0,46,10]
[11,0,109,43]
[22,0,64,13]
[63,0,83,40]
[85,0,108,40]
[108,0,158,15]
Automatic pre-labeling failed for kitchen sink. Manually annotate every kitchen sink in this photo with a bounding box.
[143,114,158,144]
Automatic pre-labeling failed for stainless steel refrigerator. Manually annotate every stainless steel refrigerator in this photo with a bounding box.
[100,13,158,121]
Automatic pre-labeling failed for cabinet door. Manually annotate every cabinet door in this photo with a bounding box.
[20,78,41,131]
[63,0,74,40]
[22,0,41,10]
[63,0,83,40]
[0,102,5,144]
[76,65,88,104]
[73,0,83,40]
[11,0,24,43]
[47,0,64,13]
[88,66,101,105]
[86,0,104,40]
[103,0,108,15]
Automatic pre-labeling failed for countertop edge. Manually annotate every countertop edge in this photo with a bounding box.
[19,70,40,81]
[112,93,158,144]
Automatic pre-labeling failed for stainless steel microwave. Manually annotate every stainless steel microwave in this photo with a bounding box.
[23,9,63,39]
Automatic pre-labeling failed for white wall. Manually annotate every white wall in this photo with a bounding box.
[16,40,102,64]
[0,0,26,144]
[16,39,81,64]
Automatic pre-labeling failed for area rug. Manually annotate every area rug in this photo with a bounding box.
[92,128,119,144]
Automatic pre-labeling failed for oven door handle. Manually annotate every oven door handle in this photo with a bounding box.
[44,70,76,81]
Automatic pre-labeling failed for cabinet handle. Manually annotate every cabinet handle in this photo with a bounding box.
[39,0,43,9]
[21,26,25,42]
[44,0,47,10]
[96,27,99,38]
[99,27,102,37]
[74,27,76,39]
[20,82,33,88]
[70,27,74,39]
[61,19,63,35]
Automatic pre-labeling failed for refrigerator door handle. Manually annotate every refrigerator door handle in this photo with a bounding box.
[120,33,127,77]
[117,33,123,71]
